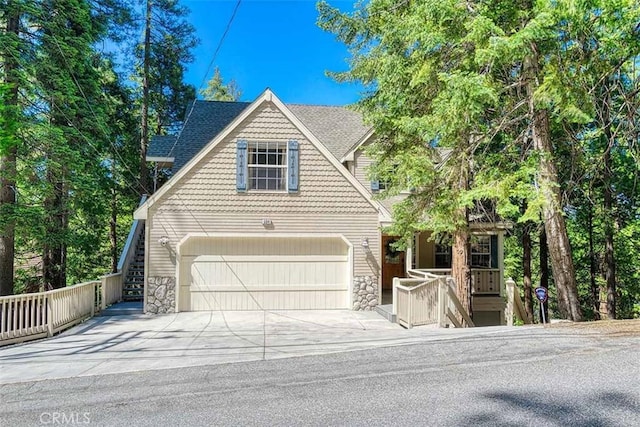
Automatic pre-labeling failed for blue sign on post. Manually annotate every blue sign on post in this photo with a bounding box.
[535,287,548,303]
[535,287,548,324]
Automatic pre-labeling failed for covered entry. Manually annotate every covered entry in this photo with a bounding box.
[178,234,351,311]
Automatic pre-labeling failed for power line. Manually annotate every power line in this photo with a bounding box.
[163,0,243,161]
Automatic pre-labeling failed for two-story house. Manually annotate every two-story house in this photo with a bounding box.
[131,89,508,325]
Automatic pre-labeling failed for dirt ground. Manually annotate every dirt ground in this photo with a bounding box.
[548,318,640,336]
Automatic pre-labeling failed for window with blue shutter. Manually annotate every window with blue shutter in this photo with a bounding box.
[288,140,299,193]
[236,140,248,192]
[371,180,380,192]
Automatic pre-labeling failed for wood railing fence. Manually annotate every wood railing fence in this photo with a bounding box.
[0,273,122,346]
[505,278,532,325]
[394,273,474,328]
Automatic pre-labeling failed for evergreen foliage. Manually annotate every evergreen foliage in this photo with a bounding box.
[0,0,198,293]
[319,0,640,319]
[200,67,242,101]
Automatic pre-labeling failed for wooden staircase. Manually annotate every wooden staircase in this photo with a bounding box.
[123,233,145,301]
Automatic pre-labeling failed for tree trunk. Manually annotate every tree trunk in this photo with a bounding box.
[601,90,617,319]
[587,198,600,319]
[110,161,118,273]
[0,9,19,296]
[43,166,67,290]
[451,149,472,325]
[539,226,549,322]
[139,0,152,195]
[525,46,583,321]
[522,223,534,323]
[603,152,616,319]
[452,228,471,325]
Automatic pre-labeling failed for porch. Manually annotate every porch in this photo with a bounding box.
[379,230,508,327]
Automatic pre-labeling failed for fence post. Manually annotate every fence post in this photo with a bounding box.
[46,295,53,337]
[101,276,107,311]
[505,278,515,326]
[437,278,447,327]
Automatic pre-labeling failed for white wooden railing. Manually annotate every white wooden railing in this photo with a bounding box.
[393,274,475,329]
[117,195,147,281]
[408,268,501,294]
[505,278,532,325]
[0,272,122,346]
[101,273,123,310]
[397,271,476,328]
[393,277,441,328]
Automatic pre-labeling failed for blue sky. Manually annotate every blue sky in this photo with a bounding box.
[182,0,361,105]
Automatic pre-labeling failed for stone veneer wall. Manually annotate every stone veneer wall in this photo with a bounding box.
[352,276,378,311]
[146,276,176,314]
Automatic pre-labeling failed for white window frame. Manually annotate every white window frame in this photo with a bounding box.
[435,243,452,268]
[248,141,288,191]
[471,235,491,268]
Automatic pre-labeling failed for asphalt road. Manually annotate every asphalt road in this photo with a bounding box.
[1,327,639,426]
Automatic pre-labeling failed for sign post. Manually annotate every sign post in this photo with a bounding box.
[534,287,548,324]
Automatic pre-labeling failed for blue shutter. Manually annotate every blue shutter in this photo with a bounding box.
[236,140,248,192]
[288,140,299,192]
[371,180,380,192]
[490,235,498,268]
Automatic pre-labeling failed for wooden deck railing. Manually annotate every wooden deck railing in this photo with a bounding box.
[505,278,532,325]
[393,277,442,328]
[0,272,122,346]
[398,271,475,328]
[409,268,501,294]
[101,273,123,310]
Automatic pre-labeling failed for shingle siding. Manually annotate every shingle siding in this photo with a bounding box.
[147,102,381,280]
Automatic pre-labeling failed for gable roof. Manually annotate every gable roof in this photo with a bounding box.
[287,104,371,161]
[170,101,251,172]
[135,89,391,221]
[148,100,371,173]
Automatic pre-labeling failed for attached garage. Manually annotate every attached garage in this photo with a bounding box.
[177,234,352,311]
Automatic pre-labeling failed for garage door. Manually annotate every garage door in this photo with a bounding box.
[179,235,350,311]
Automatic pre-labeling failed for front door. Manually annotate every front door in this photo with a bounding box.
[381,235,406,290]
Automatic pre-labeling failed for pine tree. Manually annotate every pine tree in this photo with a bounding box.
[200,67,242,101]
[137,0,198,194]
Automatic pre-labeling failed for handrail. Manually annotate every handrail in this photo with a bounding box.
[505,278,532,325]
[445,282,475,327]
[407,269,450,279]
[393,274,475,329]
[117,195,147,272]
[1,273,122,346]
[393,276,442,328]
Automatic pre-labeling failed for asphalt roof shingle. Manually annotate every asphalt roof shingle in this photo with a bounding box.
[287,104,371,160]
[147,135,177,158]
[147,100,371,174]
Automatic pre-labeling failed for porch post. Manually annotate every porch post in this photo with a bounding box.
[505,277,515,326]
[437,278,447,327]
[392,277,398,316]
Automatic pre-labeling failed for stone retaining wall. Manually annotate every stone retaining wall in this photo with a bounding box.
[146,276,176,314]
[352,276,378,311]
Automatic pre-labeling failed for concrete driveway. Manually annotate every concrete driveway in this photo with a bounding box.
[0,309,523,384]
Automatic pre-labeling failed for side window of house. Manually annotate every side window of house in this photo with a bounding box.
[435,244,452,268]
[371,179,389,192]
[471,236,491,268]
[237,140,298,192]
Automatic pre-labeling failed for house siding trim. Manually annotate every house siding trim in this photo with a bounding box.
[135,89,391,222]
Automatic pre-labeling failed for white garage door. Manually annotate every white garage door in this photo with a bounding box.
[179,236,350,311]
